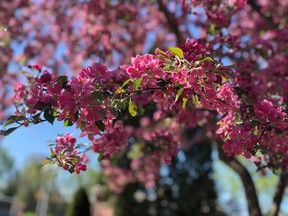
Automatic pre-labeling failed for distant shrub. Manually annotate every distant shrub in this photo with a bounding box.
[66,187,91,216]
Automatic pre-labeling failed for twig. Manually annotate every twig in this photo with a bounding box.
[268,173,287,216]
[157,0,185,44]
[217,142,262,216]
[247,0,274,25]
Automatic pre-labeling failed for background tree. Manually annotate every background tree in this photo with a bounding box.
[1,1,288,216]
[157,139,219,216]
[0,146,13,177]
[1,1,220,215]
[10,155,66,215]
[66,187,91,216]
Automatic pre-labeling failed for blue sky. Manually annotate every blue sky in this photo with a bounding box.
[1,119,94,169]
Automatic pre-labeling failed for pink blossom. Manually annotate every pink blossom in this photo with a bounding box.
[55,133,76,153]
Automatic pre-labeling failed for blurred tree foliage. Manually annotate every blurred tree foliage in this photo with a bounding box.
[112,137,222,216]
[156,140,221,216]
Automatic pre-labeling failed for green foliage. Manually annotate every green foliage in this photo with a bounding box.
[133,78,142,90]
[1,126,20,136]
[95,120,105,132]
[0,145,14,177]
[43,107,56,125]
[175,87,184,102]
[23,212,36,216]
[57,75,68,88]
[128,99,137,117]
[66,187,91,216]
[168,47,184,58]
[114,183,151,216]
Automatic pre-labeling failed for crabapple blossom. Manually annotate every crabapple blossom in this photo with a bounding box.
[4,37,288,176]
[49,133,87,174]
[253,99,287,129]
[92,121,130,158]
[1,2,288,214]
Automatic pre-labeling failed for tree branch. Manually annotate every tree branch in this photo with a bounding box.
[156,0,185,44]
[268,173,287,216]
[247,0,262,16]
[247,0,274,25]
[217,143,262,216]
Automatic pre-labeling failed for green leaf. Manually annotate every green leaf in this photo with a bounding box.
[109,107,118,117]
[97,153,104,161]
[163,65,170,71]
[172,82,181,88]
[155,48,169,57]
[15,115,26,122]
[41,159,52,166]
[192,95,199,105]
[97,109,106,118]
[95,121,105,132]
[139,107,145,115]
[157,79,169,88]
[251,120,260,127]
[208,23,216,35]
[91,91,105,101]
[134,78,142,90]
[253,126,259,136]
[199,57,214,64]
[2,126,20,136]
[221,75,228,82]
[80,121,86,131]
[113,98,129,110]
[74,111,79,122]
[53,110,58,117]
[182,98,188,109]
[57,75,68,87]
[23,71,33,79]
[128,99,137,117]
[122,78,131,88]
[168,47,184,59]
[44,109,55,125]
[6,115,17,121]
[175,88,184,102]
[4,119,16,127]
[115,87,126,94]
[33,113,42,120]
[4,115,17,126]
[68,166,75,174]
[50,147,56,158]
[41,103,51,111]
[64,119,73,126]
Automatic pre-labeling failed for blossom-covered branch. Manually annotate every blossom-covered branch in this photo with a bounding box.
[2,39,287,176]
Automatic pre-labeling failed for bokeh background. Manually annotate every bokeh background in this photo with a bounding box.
[1,1,288,216]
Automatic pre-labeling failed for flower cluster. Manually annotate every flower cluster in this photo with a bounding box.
[122,39,232,114]
[4,38,288,174]
[102,155,161,193]
[130,155,161,189]
[13,82,29,105]
[141,129,179,165]
[264,131,288,172]
[24,70,59,114]
[12,64,118,140]
[124,54,164,88]
[102,159,135,193]
[222,125,256,158]
[92,121,130,158]
[253,99,287,129]
[54,133,77,154]
[49,133,87,174]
